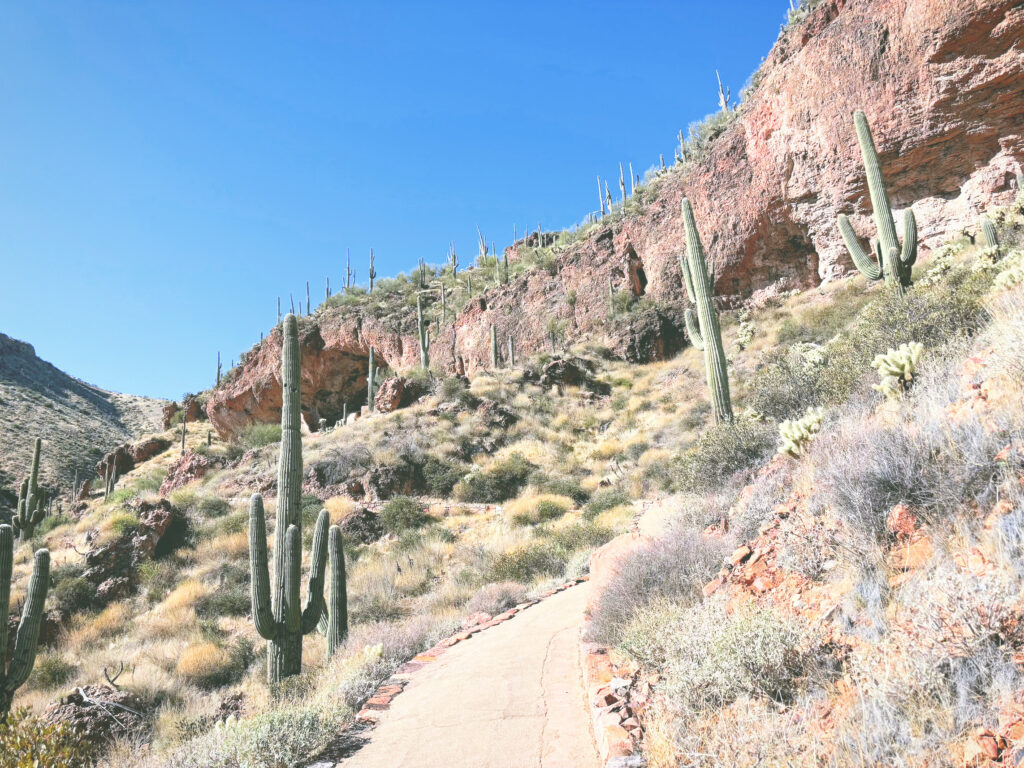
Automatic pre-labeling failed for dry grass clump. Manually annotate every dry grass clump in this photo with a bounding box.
[505,493,573,526]
[175,643,236,689]
[69,602,134,647]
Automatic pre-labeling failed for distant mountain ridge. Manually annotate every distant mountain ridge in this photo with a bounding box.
[0,332,167,502]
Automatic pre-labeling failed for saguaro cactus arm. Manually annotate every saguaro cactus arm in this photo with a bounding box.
[283,525,301,633]
[300,509,330,633]
[326,525,348,658]
[838,215,883,281]
[684,309,705,350]
[249,494,277,640]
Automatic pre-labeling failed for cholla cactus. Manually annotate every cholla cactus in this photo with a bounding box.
[837,111,918,297]
[871,342,924,399]
[778,407,825,458]
[0,525,50,714]
[733,308,755,352]
[994,250,1024,290]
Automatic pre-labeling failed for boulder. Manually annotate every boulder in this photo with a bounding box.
[159,450,217,496]
[338,505,385,544]
[45,685,148,746]
[374,376,428,414]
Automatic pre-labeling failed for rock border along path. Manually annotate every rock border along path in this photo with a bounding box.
[307,576,597,768]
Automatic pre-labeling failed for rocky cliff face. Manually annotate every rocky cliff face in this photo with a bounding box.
[206,0,1024,438]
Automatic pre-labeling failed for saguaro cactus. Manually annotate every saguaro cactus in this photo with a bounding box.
[837,110,918,297]
[367,347,376,411]
[325,525,348,658]
[980,217,1000,252]
[14,439,44,541]
[490,325,499,369]
[368,249,377,292]
[0,525,50,715]
[508,336,516,367]
[248,314,330,683]
[417,295,431,369]
[680,199,733,424]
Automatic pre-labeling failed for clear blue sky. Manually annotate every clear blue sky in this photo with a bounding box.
[0,1,786,400]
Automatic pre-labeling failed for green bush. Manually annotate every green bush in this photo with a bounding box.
[51,564,95,613]
[532,475,590,504]
[0,709,96,767]
[454,453,536,503]
[29,653,77,689]
[668,420,777,494]
[489,541,566,583]
[380,496,431,534]
[583,489,631,519]
[232,423,282,451]
[108,511,139,536]
[422,455,468,497]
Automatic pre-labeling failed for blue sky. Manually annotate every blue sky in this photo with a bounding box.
[0,2,786,399]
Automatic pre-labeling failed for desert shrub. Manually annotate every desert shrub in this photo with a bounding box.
[29,653,77,689]
[583,489,631,519]
[454,453,536,503]
[421,455,467,497]
[466,582,528,615]
[489,541,566,583]
[669,420,776,494]
[0,709,95,767]
[308,442,375,486]
[624,599,817,716]
[169,701,342,768]
[52,570,95,614]
[175,639,253,690]
[138,558,182,603]
[231,423,282,451]
[333,612,459,709]
[587,529,730,646]
[194,496,230,518]
[380,496,430,534]
[531,475,590,504]
[811,396,1006,545]
[747,344,825,421]
[538,521,615,552]
[195,584,249,618]
[506,493,573,526]
[108,511,139,536]
[730,460,793,541]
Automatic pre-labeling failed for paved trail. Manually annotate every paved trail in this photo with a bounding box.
[338,584,599,768]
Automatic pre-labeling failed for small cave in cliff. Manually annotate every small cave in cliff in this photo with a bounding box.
[302,348,384,431]
[626,247,647,296]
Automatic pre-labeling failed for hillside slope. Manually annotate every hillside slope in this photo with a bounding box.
[0,332,167,498]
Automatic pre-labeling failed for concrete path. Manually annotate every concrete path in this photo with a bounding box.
[337,584,599,768]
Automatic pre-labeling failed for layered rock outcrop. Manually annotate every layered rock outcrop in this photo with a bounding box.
[207,0,1024,438]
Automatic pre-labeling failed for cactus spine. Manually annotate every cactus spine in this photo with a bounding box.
[680,199,733,424]
[417,295,431,369]
[837,111,917,297]
[325,525,348,658]
[490,325,499,369]
[14,439,44,541]
[0,525,49,715]
[367,347,376,411]
[248,315,329,683]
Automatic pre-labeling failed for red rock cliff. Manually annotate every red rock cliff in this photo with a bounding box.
[207,0,1024,438]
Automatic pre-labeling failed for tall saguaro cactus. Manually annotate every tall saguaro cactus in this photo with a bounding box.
[680,199,733,424]
[368,249,377,293]
[325,525,348,658]
[14,439,44,541]
[417,295,431,369]
[248,315,330,683]
[367,347,376,412]
[0,525,50,715]
[837,110,918,297]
